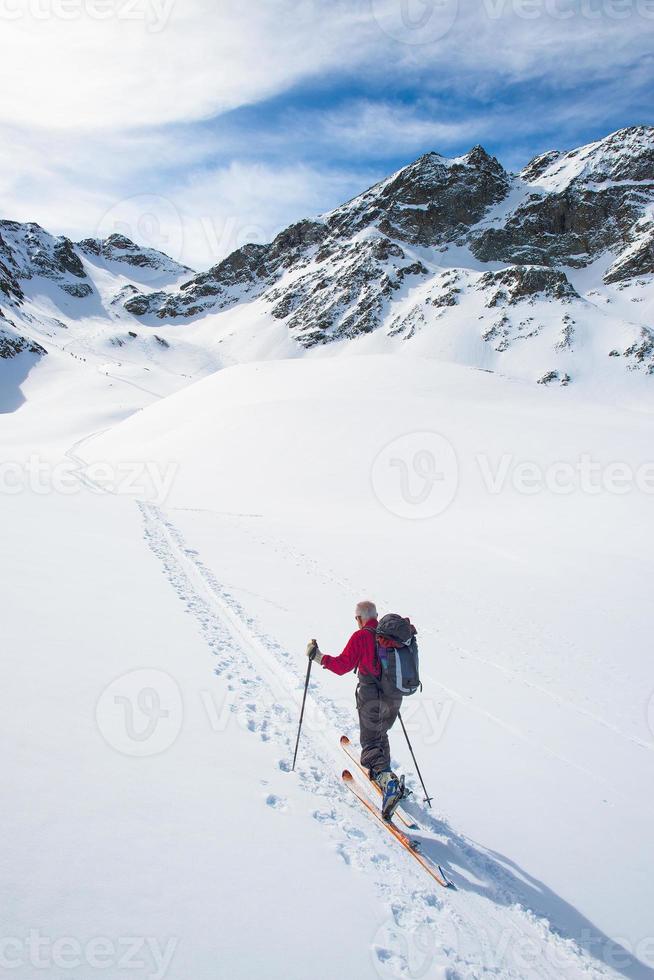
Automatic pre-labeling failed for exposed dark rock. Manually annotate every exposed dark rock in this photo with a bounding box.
[105,234,134,251]
[477,266,578,306]
[53,239,86,278]
[61,282,93,298]
[78,238,102,256]
[537,370,572,386]
[0,255,24,303]
[125,223,328,320]
[520,150,564,183]
[604,228,654,284]
[124,291,167,316]
[77,233,193,276]
[266,220,328,266]
[482,314,511,349]
[556,314,576,350]
[0,221,92,298]
[111,284,139,306]
[268,236,428,345]
[576,126,654,183]
[622,328,654,373]
[329,147,510,247]
[388,305,425,339]
[471,185,649,267]
[0,325,47,359]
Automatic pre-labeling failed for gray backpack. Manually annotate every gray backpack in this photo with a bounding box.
[369,614,421,697]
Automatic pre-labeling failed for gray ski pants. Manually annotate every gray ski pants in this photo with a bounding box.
[356,675,403,775]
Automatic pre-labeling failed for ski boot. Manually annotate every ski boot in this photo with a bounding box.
[374,768,406,821]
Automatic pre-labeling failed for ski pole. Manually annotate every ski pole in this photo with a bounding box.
[292,655,313,771]
[398,711,433,807]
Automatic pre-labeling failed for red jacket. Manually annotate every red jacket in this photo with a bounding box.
[321,619,381,677]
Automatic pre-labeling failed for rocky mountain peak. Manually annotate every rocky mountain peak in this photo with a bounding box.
[1,126,653,387]
[463,144,500,167]
[77,234,193,280]
[0,220,93,299]
[522,125,654,191]
[520,149,563,183]
[106,233,137,249]
[325,143,510,247]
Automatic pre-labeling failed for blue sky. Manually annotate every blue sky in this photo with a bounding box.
[195,63,653,174]
[0,0,652,269]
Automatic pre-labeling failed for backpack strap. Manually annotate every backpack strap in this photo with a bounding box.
[362,626,382,678]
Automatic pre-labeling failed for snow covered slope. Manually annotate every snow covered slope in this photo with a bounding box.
[0,222,225,416]
[3,346,652,978]
[1,124,653,979]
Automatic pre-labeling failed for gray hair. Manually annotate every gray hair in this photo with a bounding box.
[355,600,377,622]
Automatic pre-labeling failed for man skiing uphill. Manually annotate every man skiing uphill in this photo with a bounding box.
[306,600,406,820]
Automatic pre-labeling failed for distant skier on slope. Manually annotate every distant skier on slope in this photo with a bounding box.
[306,600,408,819]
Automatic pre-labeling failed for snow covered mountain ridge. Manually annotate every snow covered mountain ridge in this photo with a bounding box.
[2,125,654,390]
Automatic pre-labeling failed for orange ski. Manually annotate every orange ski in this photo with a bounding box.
[340,735,418,830]
[342,770,454,889]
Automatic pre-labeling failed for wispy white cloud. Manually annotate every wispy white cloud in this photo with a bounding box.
[0,125,371,268]
[2,0,652,133]
[0,0,370,129]
[1,0,652,273]
[306,99,489,155]
[377,0,654,86]
[174,161,372,268]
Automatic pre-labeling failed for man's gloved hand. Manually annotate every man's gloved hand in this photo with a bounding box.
[306,639,323,665]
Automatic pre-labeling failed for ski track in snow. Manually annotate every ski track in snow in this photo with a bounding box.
[177,511,650,792]
[57,413,641,978]
[441,638,654,755]
[136,500,626,980]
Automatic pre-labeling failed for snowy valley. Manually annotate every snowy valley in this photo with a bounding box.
[2,126,654,980]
